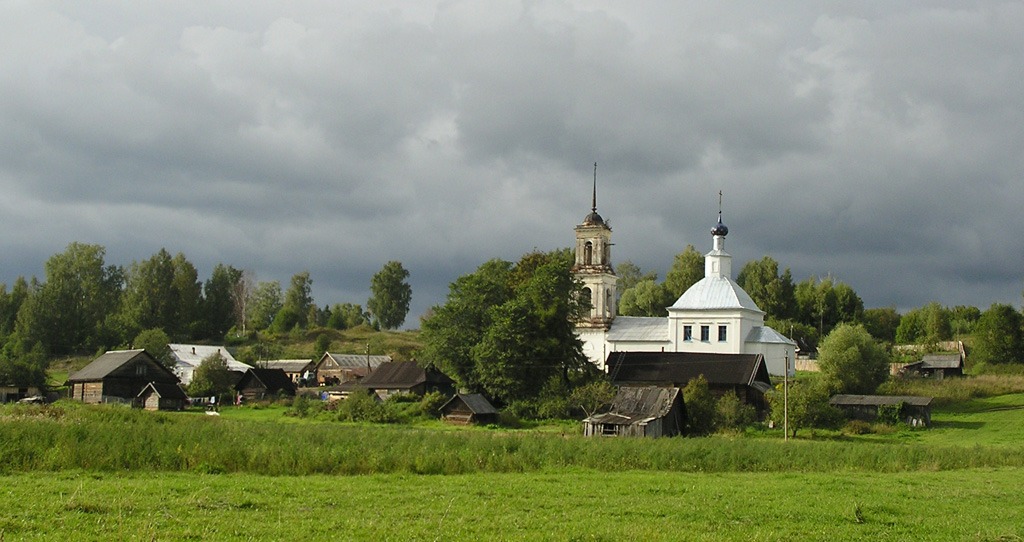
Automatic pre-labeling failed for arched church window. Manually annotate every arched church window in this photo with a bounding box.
[581,287,593,314]
[584,242,593,265]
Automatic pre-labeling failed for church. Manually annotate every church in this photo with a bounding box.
[572,187,796,377]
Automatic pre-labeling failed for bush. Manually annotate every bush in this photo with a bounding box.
[716,391,756,430]
[841,419,872,435]
[818,323,890,394]
[682,376,717,435]
[337,390,394,423]
[875,402,902,425]
[419,391,448,418]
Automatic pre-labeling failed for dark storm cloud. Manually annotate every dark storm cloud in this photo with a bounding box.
[1,1,1022,325]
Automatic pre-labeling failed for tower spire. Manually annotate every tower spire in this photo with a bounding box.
[592,162,598,213]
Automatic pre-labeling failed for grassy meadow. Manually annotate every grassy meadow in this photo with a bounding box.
[4,385,1024,540]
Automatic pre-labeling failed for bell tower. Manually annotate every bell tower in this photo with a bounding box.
[572,163,617,329]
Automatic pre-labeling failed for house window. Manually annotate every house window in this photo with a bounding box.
[683,325,692,341]
[700,325,710,342]
[718,325,727,342]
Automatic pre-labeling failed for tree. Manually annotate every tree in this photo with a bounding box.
[231,270,256,334]
[972,303,1024,366]
[766,378,843,438]
[202,264,242,340]
[247,281,283,331]
[736,256,796,320]
[0,277,30,339]
[0,338,48,389]
[817,323,890,395]
[281,271,315,329]
[187,352,235,398]
[862,307,901,343]
[794,276,862,339]
[327,303,368,330]
[618,279,671,317]
[615,260,657,300]
[118,249,202,340]
[367,261,412,330]
[133,328,174,370]
[420,250,588,405]
[682,375,717,435]
[663,245,704,300]
[15,243,122,354]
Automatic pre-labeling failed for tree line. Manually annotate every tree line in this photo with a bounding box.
[0,242,412,387]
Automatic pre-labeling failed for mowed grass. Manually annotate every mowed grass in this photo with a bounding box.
[2,469,1022,541]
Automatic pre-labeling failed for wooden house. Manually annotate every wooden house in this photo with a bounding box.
[136,382,188,411]
[440,393,498,425]
[829,394,933,427]
[583,386,685,438]
[605,351,773,415]
[235,368,297,401]
[67,349,181,405]
[167,344,252,386]
[357,361,455,400]
[262,359,316,384]
[314,352,392,386]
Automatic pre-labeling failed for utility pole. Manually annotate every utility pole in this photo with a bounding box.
[366,343,371,373]
[784,353,789,442]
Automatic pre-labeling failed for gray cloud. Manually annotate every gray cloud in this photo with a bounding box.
[2,1,1023,326]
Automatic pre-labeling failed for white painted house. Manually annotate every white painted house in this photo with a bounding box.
[168,344,252,385]
[573,195,795,377]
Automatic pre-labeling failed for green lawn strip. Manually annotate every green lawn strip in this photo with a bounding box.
[1,469,1021,541]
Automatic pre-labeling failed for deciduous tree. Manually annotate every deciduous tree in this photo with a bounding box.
[663,245,704,300]
[367,261,412,330]
[972,303,1024,366]
[817,323,890,395]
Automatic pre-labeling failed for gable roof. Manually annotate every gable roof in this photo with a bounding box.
[168,344,251,372]
[920,353,963,369]
[745,326,797,346]
[69,350,178,382]
[137,381,188,400]
[263,360,315,373]
[317,352,392,370]
[585,386,682,425]
[358,361,454,390]
[607,317,670,342]
[668,276,763,313]
[606,351,771,392]
[442,393,498,415]
[236,368,296,395]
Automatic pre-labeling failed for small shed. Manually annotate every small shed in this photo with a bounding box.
[136,382,188,411]
[829,394,933,427]
[583,386,685,438]
[440,393,498,425]
[235,368,297,401]
[907,353,964,379]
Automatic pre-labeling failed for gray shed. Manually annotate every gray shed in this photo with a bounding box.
[440,393,498,425]
[829,394,933,427]
[583,386,685,438]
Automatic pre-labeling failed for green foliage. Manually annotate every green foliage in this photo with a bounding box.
[682,375,717,435]
[663,245,704,299]
[282,271,314,329]
[420,250,587,406]
[187,352,235,399]
[337,390,394,423]
[817,323,890,395]
[367,261,412,330]
[0,277,30,339]
[794,276,863,340]
[972,303,1024,365]
[618,279,670,317]
[15,242,122,355]
[736,256,796,320]
[766,377,844,437]
[327,303,369,330]
[862,307,901,343]
[419,390,447,418]
[133,328,173,370]
[248,281,283,331]
[313,333,331,361]
[0,339,49,389]
[201,264,242,340]
[875,402,903,425]
[767,317,818,352]
[716,391,756,430]
[614,260,657,298]
[896,303,953,345]
[568,379,615,417]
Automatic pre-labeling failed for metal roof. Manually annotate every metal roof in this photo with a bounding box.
[829,395,933,407]
[668,276,763,313]
[357,361,453,389]
[168,344,251,372]
[263,360,314,373]
[320,352,392,369]
[920,354,963,369]
[607,317,669,342]
[745,326,796,345]
[442,393,498,415]
[69,349,175,382]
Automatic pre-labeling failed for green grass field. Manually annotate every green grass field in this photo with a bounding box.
[2,469,1022,540]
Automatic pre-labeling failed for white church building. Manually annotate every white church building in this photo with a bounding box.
[572,191,796,377]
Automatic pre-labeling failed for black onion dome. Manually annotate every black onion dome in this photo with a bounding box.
[711,215,728,236]
[583,210,605,226]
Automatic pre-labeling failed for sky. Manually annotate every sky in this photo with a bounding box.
[2,1,1023,328]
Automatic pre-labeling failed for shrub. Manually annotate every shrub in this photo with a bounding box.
[875,402,902,425]
[419,391,447,418]
[841,419,872,435]
[818,323,890,394]
[337,390,394,423]
[716,391,756,430]
[682,376,717,435]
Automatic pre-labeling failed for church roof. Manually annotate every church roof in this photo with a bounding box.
[607,317,669,342]
[668,276,763,313]
[745,326,796,345]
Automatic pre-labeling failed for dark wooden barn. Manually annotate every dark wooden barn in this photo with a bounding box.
[357,361,455,400]
[583,386,685,438]
[235,368,297,401]
[136,381,188,411]
[829,395,933,427]
[67,349,181,405]
[605,351,773,415]
[440,393,498,425]
[902,353,964,379]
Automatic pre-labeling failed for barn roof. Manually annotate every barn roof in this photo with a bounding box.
[606,351,771,392]
[358,361,453,390]
[69,349,176,382]
[317,352,392,369]
[236,368,296,394]
[829,394,933,407]
[585,386,681,425]
[263,360,314,373]
[920,353,963,369]
[442,393,498,415]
